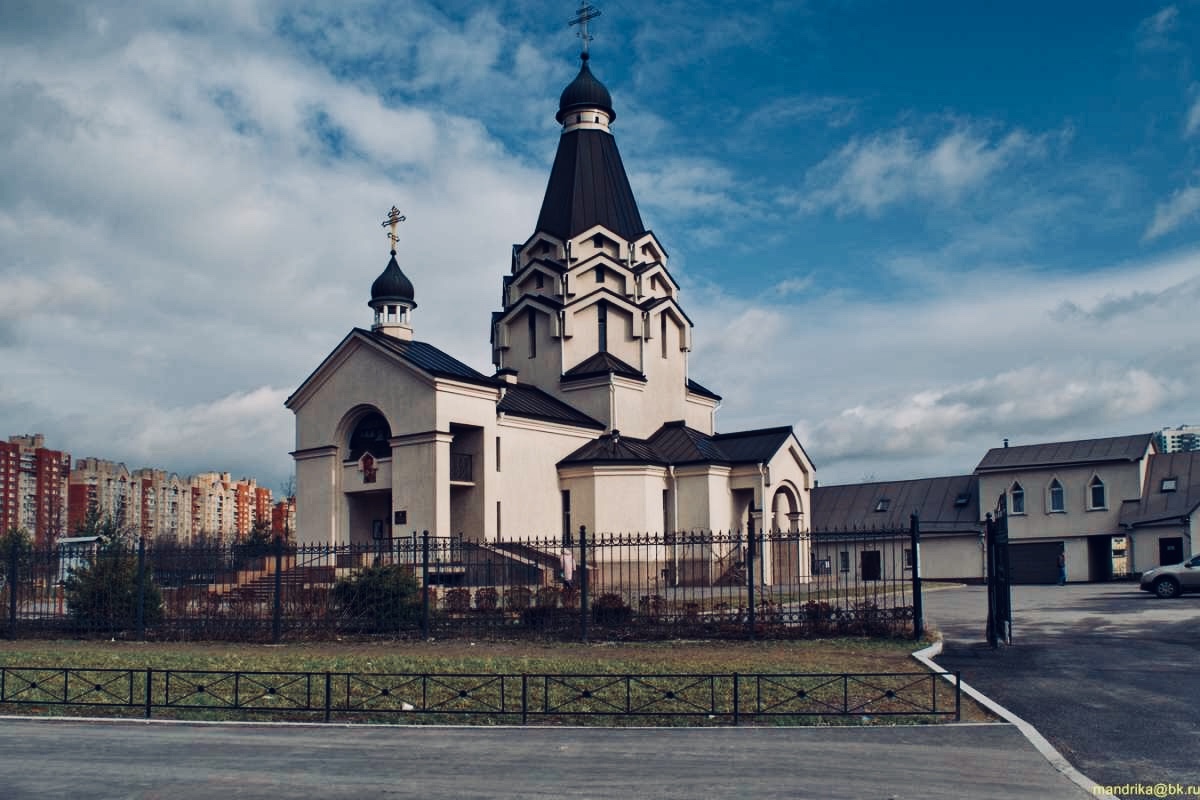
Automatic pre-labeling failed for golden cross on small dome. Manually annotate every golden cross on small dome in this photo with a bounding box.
[381,206,406,251]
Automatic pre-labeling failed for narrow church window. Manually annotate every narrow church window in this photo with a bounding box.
[1048,479,1065,513]
[597,301,608,352]
[495,436,501,472]
[535,272,544,289]
[527,310,537,358]
[1010,482,1025,514]
[596,265,605,283]
[496,501,502,538]
[660,314,668,358]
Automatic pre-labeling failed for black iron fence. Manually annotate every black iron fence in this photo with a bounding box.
[4,524,922,643]
[0,666,959,723]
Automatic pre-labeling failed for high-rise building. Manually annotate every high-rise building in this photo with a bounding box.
[1,434,71,547]
[1156,425,1200,454]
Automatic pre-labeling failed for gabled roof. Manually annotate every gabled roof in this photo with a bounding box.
[498,384,605,430]
[358,329,496,385]
[1119,451,1200,528]
[562,351,645,383]
[287,328,497,408]
[559,430,666,466]
[711,427,796,463]
[560,421,798,469]
[975,433,1154,473]
[811,475,981,535]
[647,422,728,464]
[686,378,722,401]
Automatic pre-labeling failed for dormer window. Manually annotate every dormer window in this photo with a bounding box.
[874,498,890,512]
[1161,477,1178,493]
[954,492,971,507]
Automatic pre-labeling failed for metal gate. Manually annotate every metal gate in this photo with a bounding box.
[985,494,1012,647]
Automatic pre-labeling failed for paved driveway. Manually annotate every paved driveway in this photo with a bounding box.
[927,582,1200,795]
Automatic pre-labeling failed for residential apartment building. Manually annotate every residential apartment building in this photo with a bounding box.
[23,440,281,545]
[1156,425,1200,454]
[1,434,71,547]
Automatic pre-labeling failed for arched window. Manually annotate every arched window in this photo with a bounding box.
[1088,476,1106,509]
[1048,478,1065,513]
[1010,482,1025,514]
[348,412,391,461]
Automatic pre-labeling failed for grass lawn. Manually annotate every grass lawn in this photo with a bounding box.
[0,636,992,724]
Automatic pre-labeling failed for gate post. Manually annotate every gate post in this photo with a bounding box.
[7,538,18,639]
[271,535,284,644]
[421,531,431,639]
[910,512,923,640]
[135,537,146,641]
[579,526,589,644]
[985,498,1013,648]
[746,526,756,640]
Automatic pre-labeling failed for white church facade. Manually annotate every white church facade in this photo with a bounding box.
[286,51,815,560]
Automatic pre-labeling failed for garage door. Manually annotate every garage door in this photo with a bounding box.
[1009,541,1063,584]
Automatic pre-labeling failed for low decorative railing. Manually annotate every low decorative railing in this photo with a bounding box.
[0,666,960,723]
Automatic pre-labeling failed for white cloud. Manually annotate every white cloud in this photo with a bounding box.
[1185,85,1200,138]
[801,127,1043,217]
[1136,5,1179,50]
[1144,184,1200,240]
[690,248,1200,483]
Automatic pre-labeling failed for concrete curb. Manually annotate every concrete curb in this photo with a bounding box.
[912,639,1100,797]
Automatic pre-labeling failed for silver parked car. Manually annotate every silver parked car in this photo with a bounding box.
[1140,554,1200,598]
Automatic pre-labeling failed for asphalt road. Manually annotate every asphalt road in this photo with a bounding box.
[927,582,1200,796]
[0,718,1091,800]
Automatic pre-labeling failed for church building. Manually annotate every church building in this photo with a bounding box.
[285,50,815,556]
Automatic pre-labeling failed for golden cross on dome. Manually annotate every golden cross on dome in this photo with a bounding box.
[381,206,406,251]
[569,3,601,56]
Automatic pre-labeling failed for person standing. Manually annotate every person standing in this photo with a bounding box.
[1057,548,1067,586]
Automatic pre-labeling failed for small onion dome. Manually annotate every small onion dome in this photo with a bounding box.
[369,251,416,308]
[556,53,615,124]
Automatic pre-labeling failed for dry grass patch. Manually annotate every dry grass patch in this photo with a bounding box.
[0,637,993,724]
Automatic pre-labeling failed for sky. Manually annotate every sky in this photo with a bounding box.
[1,0,1198,501]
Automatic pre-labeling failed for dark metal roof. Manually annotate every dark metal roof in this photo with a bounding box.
[556,54,615,123]
[369,253,416,306]
[358,329,497,386]
[1119,451,1200,528]
[975,433,1154,473]
[646,422,729,464]
[686,378,721,401]
[710,427,795,463]
[534,128,646,242]
[811,475,982,535]
[559,422,799,469]
[498,384,605,430]
[562,351,645,382]
[559,430,666,466]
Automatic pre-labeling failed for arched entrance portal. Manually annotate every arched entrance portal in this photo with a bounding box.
[339,407,394,545]
[769,482,810,587]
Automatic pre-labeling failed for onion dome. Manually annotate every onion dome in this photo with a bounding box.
[556,53,615,124]
[369,251,416,308]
